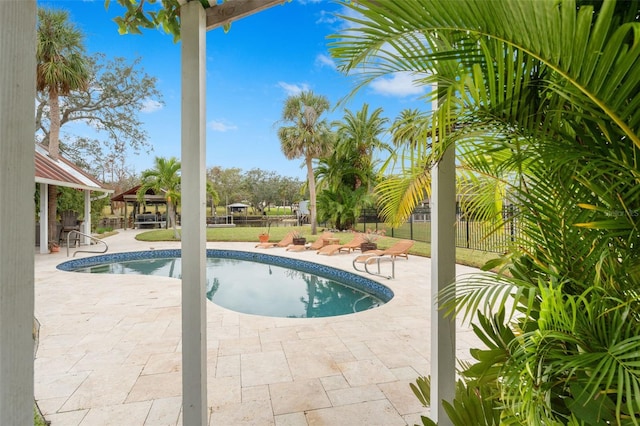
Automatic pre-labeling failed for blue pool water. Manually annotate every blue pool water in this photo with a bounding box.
[58,250,393,318]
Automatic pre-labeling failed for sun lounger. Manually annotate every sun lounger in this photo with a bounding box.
[355,239,415,260]
[255,231,295,249]
[316,233,366,255]
[286,231,333,252]
[352,240,415,279]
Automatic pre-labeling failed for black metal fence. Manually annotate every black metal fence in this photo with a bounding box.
[355,206,519,253]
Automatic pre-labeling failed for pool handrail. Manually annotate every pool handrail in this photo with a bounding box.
[66,230,108,257]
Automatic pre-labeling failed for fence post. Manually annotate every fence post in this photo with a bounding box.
[466,215,470,249]
[410,210,414,240]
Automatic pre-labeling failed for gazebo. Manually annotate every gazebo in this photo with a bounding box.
[110,185,168,229]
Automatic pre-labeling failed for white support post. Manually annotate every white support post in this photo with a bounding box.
[181,2,208,425]
[0,1,36,424]
[83,190,91,245]
[430,97,456,423]
[40,183,49,253]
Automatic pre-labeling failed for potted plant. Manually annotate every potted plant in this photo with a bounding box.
[361,228,385,252]
[292,231,306,245]
[258,231,270,243]
[258,222,271,243]
[48,241,60,253]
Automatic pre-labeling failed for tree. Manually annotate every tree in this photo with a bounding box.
[243,168,279,213]
[35,53,163,177]
[37,8,90,244]
[277,91,335,235]
[207,166,247,209]
[332,103,389,191]
[316,104,389,230]
[331,0,640,423]
[138,157,181,239]
[277,176,305,211]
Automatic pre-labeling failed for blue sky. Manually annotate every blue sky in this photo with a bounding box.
[38,0,429,180]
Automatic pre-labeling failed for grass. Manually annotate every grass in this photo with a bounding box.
[133,226,499,270]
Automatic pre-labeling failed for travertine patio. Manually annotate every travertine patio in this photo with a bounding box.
[34,230,482,425]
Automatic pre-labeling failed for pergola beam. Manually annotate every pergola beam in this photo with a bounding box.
[204,0,285,30]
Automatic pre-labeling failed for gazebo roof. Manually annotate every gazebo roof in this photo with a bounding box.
[35,144,113,193]
[111,185,166,204]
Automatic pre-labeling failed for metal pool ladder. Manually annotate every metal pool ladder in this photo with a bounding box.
[66,230,108,257]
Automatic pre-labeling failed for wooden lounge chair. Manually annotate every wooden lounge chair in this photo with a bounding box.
[255,231,296,249]
[352,240,415,279]
[286,231,333,252]
[316,233,366,255]
[356,239,415,260]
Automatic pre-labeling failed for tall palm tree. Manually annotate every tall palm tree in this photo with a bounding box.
[332,103,390,190]
[36,8,89,244]
[330,0,640,423]
[315,104,389,230]
[138,157,181,239]
[277,90,335,235]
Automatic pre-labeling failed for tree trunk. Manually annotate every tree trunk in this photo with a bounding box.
[48,88,60,160]
[48,184,57,244]
[306,156,317,235]
[169,202,180,240]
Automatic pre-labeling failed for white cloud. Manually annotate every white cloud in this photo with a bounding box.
[316,9,339,25]
[278,82,310,96]
[208,120,238,132]
[141,98,163,113]
[315,53,336,70]
[369,72,427,97]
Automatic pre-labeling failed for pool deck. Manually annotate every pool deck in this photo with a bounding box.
[34,230,484,425]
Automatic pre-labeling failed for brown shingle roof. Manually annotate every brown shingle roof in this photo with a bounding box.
[34,144,113,193]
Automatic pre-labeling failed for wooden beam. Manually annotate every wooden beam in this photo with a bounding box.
[205,0,285,30]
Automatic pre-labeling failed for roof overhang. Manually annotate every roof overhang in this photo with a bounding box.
[34,144,113,193]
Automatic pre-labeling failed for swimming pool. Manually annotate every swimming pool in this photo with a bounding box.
[57,249,394,318]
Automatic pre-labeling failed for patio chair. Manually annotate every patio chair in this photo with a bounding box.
[352,239,415,279]
[355,239,415,260]
[286,231,334,252]
[316,233,366,255]
[255,231,296,249]
[58,210,81,247]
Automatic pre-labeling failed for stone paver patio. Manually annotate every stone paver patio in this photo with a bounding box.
[34,229,482,425]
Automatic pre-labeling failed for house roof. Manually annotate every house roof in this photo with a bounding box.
[35,144,113,193]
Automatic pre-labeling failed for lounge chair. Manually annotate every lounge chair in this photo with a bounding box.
[352,239,415,279]
[286,231,333,252]
[255,231,295,249]
[316,233,366,255]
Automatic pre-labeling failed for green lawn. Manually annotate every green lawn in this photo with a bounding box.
[133,226,499,270]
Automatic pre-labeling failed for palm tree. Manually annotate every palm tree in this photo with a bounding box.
[277,90,335,235]
[36,8,89,244]
[138,157,181,239]
[315,104,389,230]
[330,0,640,423]
[332,104,389,190]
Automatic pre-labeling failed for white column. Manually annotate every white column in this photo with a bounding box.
[83,190,91,245]
[40,183,48,253]
[180,2,208,425]
[430,100,456,423]
[0,1,36,424]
